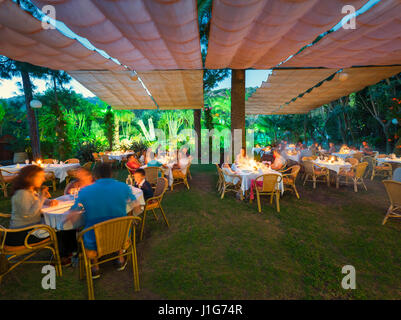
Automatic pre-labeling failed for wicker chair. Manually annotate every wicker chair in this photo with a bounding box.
[215,164,223,192]
[100,155,116,167]
[302,156,317,161]
[219,166,242,200]
[282,165,300,199]
[65,158,80,164]
[92,153,101,163]
[352,152,363,162]
[371,158,392,180]
[139,177,169,241]
[144,166,164,189]
[0,218,62,285]
[345,158,359,166]
[361,156,375,178]
[43,159,56,164]
[77,216,141,300]
[44,171,57,191]
[303,160,330,189]
[171,163,191,191]
[82,162,93,171]
[382,180,401,225]
[0,168,17,198]
[336,162,368,192]
[251,174,282,213]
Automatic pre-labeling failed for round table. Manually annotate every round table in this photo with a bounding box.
[42,187,145,231]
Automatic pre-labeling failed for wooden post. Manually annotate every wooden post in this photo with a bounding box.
[231,69,246,159]
[193,109,201,163]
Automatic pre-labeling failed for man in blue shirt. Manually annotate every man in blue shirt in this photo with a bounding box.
[66,163,139,278]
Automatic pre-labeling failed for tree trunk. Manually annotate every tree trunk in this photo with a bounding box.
[231,69,246,158]
[21,70,41,160]
[113,116,120,148]
[193,109,201,163]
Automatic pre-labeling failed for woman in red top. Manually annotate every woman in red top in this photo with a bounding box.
[126,154,141,174]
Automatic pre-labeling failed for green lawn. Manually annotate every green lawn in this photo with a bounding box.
[0,164,400,299]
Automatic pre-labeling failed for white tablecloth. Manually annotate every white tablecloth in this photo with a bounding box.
[376,157,401,165]
[332,151,357,159]
[42,187,145,230]
[1,163,80,182]
[106,152,132,161]
[231,164,283,194]
[313,160,352,174]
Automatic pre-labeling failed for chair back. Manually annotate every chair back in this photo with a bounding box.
[383,180,401,208]
[144,166,163,185]
[80,216,140,259]
[355,162,368,179]
[353,152,363,161]
[256,174,281,193]
[100,155,113,163]
[154,177,168,198]
[302,156,317,162]
[65,158,80,164]
[92,153,99,160]
[43,159,55,164]
[303,160,315,175]
[346,158,359,166]
[377,154,387,158]
[82,162,93,171]
[288,165,301,179]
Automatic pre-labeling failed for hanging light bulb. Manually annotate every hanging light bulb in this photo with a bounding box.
[130,71,138,81]
[30,100,42,108]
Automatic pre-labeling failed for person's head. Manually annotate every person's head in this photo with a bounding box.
[314,142,319,147]
[127,154,136,162]
[74,167,93,185]
[12,165,45,194]
[329,142,334,147]
[93,163,112,180]
[133,168,146,185]
[362,141,368,147]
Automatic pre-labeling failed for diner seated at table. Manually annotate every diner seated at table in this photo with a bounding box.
[328,142,336,154]
[64,167,94,195]
[126,154,141,174]
[133,169,154,201]
[361,141,374,156]
[310,142,321,155]
[65,163,141,279]
[235,147,248,165]
[5,165,58,246]
[271,149,286,171]
[139,150,147,165]
[221,163,241,185]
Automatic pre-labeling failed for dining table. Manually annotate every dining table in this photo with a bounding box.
[105,152,133,162]
[331,150,357,159]
[41,186,145,231]
[0,163,81,182]
[376,156,401,165]
[231,163,284,195]
[312,159,352,174]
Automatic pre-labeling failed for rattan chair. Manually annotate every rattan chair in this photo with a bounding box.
[44,171,57,191]
[144,166,164,189]
[302,156,317,161]
[139,177,169,241]
[65,158,80,164]
[219,166,242,199]
[82,162,93,171]
[171,163,191,191]
[0,219,62,285]
[345,158,359,166]
[100,155,116,167]
[92,153,101,163]
[215,164,223,192]
[371,158,392,180]
[251,174,282,213]
[303,160,330,189]
[382,180,401,225]
[43,159,56,164]
[336,162,368,192]
[361,155,375,178]
[0,168,17,198]
[77,216,141,300]
[282,165,300,199]
[352,152,363,162]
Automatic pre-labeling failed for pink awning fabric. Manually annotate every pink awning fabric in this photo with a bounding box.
[137,70,204,109]
[0,0,123,71]
[205,0,365,69]
[246,69,337,115]
[283,0,401,68]
[277,66,401,114]
[33,0,202,71]
[68,71,156,109]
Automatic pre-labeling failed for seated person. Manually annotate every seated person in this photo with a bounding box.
[139,150,147,165]
[6,165,58,246]
[328,142,336,154]
[126,154,141,174]
[310,142,321,155]
[65,163,140,279]
[361,141,374,155]
[147,154,164,168]
[221,163,240,185]
[235,147,247,164]
[133,169,154,201]
[64,167,94,195]
[271,149,286,171]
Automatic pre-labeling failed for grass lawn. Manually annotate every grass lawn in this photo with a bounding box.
[0,164,400,299]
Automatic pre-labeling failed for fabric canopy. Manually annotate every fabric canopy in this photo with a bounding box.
[277,66,401,114]
[137,70,204,109]
[33,0,202,71]
[0,0,123,71]
[68,71,156,109]
[205,0,365,69]
[246,69,337,115]
[283,0,401,68]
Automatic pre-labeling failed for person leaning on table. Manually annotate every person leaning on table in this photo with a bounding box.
[65,163,141,279]
[5,165,58,246]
